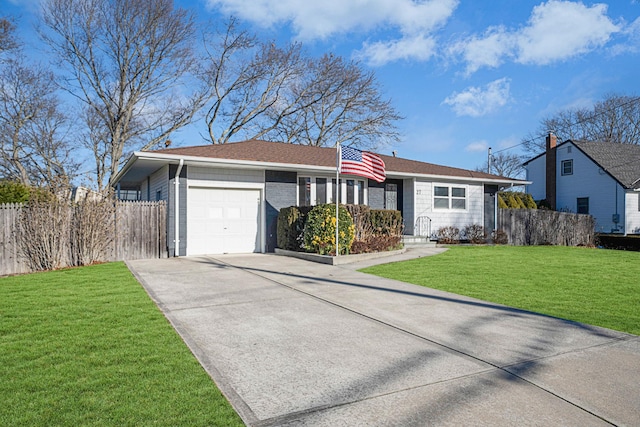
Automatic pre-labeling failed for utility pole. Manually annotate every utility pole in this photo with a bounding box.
[488,147,492,174]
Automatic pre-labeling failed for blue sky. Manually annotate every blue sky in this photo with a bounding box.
[4,0,640,172]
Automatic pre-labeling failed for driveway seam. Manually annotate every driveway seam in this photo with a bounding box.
[205,256,620,426]
[126,260,261,426]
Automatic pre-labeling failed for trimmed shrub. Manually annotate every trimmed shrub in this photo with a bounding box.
[370,209,403,236]
[277,206,303,250]
[498,194,508,208]
[536,199,552,210]
[303,204,354,255]
[463,224,486,244]
[351,235,402,254]
[523,193,537,209]
[436,226,460,244]
[498,191,537,209]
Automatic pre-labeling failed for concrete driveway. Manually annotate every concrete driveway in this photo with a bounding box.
[127,250,640,426]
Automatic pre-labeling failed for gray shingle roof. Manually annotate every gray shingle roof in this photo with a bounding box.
[572,140,640,189]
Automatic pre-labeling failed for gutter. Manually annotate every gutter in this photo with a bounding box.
[174,158,184,257]
[129,151,530,187]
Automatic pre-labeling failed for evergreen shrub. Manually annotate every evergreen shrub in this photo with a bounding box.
[303,204,354,255]
[277,206,302,251]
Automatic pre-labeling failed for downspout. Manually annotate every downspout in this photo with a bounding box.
[494,188,498,234]
[174,159,184,257]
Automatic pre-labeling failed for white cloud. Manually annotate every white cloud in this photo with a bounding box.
[357,34,437,66]
[443,78,511,117]
[452,0,620,74]
[611,16,640,55]
[207,0,458,40]
[449,26,516,74]
[208,0,458,66]
[516,1,619,64]
[465,141,489,152]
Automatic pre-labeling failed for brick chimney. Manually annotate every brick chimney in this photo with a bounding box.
[545,132,557,210]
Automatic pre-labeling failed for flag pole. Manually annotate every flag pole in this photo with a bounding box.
[336,143,340,257]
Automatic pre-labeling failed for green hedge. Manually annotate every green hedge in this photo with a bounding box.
[0,180,31,204]
[277,204,402,255]
[276,206,314,251]
[370,209,403,236]
[498,191,537,209]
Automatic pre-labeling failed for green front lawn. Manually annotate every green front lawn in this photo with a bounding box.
[362,246,640,335]
[0,263,243,427]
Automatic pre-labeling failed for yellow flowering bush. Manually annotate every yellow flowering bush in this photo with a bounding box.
[303,204,354,255]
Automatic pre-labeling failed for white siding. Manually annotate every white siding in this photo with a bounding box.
[188,166,264,188]
[414,180,484,236]
[149,165,169,201]
[140,179,149,201]
[403,178,415,234]
[525,155,546,200]
[625,191,640,235]
[556,143,625,233]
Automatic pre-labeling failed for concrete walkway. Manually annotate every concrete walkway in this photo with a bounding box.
[127,248,640,426]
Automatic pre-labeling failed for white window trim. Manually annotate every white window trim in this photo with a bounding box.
[561,159,573,176]
[433,184,468,211]
[299,175,366,206]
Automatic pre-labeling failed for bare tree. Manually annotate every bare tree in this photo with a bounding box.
[203,19,401,149]
[476,151,525,178]
[203,19,308,144]
[267,53,402,149]
[0,54,78,187]
[40,0,209,189]
[0,17,18,55]
[523,94,640,154]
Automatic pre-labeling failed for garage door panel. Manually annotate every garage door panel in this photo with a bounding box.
[187,187,261,255]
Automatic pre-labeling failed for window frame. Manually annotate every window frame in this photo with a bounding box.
[302,175,365,206]
[561,159,573,176]
[433,184,467,210]
[298,176,311,207]
[577,197,589,214]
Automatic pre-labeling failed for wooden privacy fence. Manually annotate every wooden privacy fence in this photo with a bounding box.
[498,208,595,246]
[114,201,167,261]
[0,201,167,277]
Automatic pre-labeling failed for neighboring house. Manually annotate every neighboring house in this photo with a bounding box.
[523,134,640,234]
[112,140,526,256]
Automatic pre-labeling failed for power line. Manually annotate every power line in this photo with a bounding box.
[492,95,640,155]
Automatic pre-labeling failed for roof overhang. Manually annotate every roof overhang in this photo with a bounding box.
[113,151,530,188]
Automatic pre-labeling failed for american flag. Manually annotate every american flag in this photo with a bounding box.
[339,146,386,183]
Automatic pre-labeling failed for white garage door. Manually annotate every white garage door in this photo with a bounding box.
[187,187,261,255]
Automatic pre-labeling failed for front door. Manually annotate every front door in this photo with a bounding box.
[385,183,397,210]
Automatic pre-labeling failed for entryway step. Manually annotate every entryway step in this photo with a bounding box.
[402,236,436,247]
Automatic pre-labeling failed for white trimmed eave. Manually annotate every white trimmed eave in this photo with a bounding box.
[113,151,530,187]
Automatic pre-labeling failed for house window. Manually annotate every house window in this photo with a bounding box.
[155,190,162,201]
[434,185,466,210]
[316,178,327,205]
[298,177,311,206]
[346,180,355,204]
[330,178,366,205]
[577,197,589,214]
[561,159,573,176]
